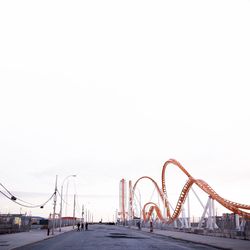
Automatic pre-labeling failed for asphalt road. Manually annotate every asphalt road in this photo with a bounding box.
[16,224,219,250]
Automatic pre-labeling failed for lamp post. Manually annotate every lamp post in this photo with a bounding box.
[51,175,58,235]
[59,175,76,232]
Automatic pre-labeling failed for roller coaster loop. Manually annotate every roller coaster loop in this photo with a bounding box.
[132,159,250,223]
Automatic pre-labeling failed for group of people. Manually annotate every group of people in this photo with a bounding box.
[77,222,88,231]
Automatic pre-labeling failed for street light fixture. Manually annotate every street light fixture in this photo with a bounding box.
[59,174,76,232]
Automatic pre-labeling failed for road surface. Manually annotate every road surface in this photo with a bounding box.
[16,224,220,250]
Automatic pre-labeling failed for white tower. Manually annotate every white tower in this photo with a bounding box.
[119,179,127,222]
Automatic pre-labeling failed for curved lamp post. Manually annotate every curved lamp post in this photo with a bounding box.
[59,174,76,232]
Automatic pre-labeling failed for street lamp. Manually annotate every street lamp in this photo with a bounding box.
[59,174,76,232]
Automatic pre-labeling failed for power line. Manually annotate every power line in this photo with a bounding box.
[0,182,56,209]
[0,190,55,208]
[57,189,69,206]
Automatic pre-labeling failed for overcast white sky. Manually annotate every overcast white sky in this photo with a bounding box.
[0,0,250,221]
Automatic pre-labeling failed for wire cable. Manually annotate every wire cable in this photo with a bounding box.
[0,187,56,209]
[0,183,37,205]
[57,189,69,206]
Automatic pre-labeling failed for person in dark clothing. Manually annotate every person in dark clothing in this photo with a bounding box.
[137,220,141,230]
[85,222,88,230]
[77,222,80,231]
[150,221,153,232]
[81,222,84,231]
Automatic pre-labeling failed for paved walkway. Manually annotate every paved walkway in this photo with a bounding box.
[0,226,74,250]
[129,226,250,250]
[1,225,250,250]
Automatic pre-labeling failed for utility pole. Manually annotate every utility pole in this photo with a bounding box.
[59,175,76,232]
[73,194,76,229]
[52,175,58,235]
[59,183,63,232]
[65,181,69,216]
[82,204,84,223]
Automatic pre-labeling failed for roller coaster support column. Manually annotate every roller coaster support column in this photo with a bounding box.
[128,180,133,221]
[181,205,189,228]
[191,187,208,213]
[205,196,218,230]
[119,179,127,223]
[212,198,218,229]
[115,209,118,224]
[198,197,210,229]
[181,207,185,228]
[235,214,240,231]
[167,201,177,227]
[208,196,213,229]
[174,219,177,228]
[187,193,191,228]
[240,218,246,232]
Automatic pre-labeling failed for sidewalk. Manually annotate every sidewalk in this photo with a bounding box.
[0,226,74,250]
[130,226,250,250]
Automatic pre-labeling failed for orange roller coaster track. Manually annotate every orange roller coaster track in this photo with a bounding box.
[133,159,250,223]
[142,202,164,221]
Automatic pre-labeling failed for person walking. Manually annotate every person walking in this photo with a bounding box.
[81,222,84,231]
[150,221,153,232]
[77,222,80,231]
[85,222,88,230]
[137,220,141,230]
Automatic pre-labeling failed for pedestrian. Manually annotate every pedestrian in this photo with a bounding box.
[150,221,153,233]
[137,220,141,230]
[47,222,51,236]
[85,222,88,230]
[81,222,84,231]
[77,222,80,231]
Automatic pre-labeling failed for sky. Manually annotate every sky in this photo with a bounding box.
[0,0,250,222]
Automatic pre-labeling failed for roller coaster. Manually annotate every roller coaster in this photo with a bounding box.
[119,159,250,231]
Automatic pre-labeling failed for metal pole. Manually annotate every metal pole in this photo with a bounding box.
[235,214,240,231]
[82,204,84,223]
[59,184,63,232]
[115,209,118,224]
[181,205,185,228]
[211,198,218,229]
[73,194,76,229]
[198,197,210,229]
[138,190,142,219]
[163,196,166,219]
[65,181,69,216]
[52,175,58,235]
[208,197,212,230]
[187,193,191,228]
[59,175,76,232]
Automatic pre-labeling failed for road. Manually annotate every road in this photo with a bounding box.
[16,224,220,250]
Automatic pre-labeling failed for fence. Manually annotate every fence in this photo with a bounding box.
[0,214,31,234]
